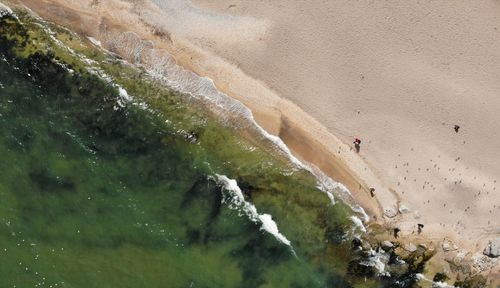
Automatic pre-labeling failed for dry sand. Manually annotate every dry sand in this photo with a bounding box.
[9,0,500,281]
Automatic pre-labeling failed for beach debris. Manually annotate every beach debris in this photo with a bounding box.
[483,237,500,258]
[398,204,411,214]
[384,208,398,218]
[454,125,460,133]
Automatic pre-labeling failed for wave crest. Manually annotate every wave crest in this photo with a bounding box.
[214,174,293,250]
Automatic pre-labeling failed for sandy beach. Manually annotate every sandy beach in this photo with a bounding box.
[181,0,500,242]
[10,0,500,283]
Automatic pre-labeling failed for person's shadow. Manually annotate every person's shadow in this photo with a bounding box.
[354,143,360,153]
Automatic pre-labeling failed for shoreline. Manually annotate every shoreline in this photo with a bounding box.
[9,0,499,283]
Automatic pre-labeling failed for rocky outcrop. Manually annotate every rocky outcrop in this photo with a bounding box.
[483,237,500,258]
[381,240,394,250]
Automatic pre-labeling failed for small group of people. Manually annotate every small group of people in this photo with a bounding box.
[393,224,424,239]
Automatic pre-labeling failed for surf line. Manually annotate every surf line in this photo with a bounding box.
[138,46,353,203]
[139,47,368,232]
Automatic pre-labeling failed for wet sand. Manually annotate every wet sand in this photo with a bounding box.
[9,0,500,282]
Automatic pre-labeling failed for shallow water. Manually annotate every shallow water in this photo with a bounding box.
[0,12,415,287]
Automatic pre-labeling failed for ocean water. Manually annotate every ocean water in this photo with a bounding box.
[0,11,413,288]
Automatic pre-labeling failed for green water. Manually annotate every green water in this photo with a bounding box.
[0,12,415,288]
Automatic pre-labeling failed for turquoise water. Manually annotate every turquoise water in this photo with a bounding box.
[0,12,418,287]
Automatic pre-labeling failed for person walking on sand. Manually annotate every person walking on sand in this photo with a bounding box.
[394,228,400,239]
[417,223,424,234]
[369,188,375,197]
[353,138,361,153]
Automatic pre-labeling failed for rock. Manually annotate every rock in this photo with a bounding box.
[442,240,457,252]
[384,208,397,218]
[394,247,412,261]
[398,204,411,214]
[442,242,451,251]
[352,237,362,248]
[0,3,13,18]
[381,240,394,249]
[433,272,449,283]
[419,243,428,249]
[454,275,488,288]
[403,243,417,253]
[387,261,409,277]
[483,237,500,258]
[357,249,390,276]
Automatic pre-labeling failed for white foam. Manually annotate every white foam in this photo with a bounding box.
[415,274,457,288]
[258,214,291,246]
[350,216,367,233]
[0,2,12,18]
[214,174,293,249]
[115,86,134,108]
[352,204,370,223]
[118,87,129,99]
[359,249,390,276]
[87,37,102,47]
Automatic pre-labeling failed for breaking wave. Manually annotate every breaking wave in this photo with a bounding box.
[214,174,294,252]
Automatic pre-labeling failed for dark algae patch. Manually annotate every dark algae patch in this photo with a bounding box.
[0,10,430,287]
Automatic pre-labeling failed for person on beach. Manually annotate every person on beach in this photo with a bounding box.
[353,138,361,153]
[369,188,375,197]
[394,228,400,239]
[417,224,424,234]
[454,125,460,133]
